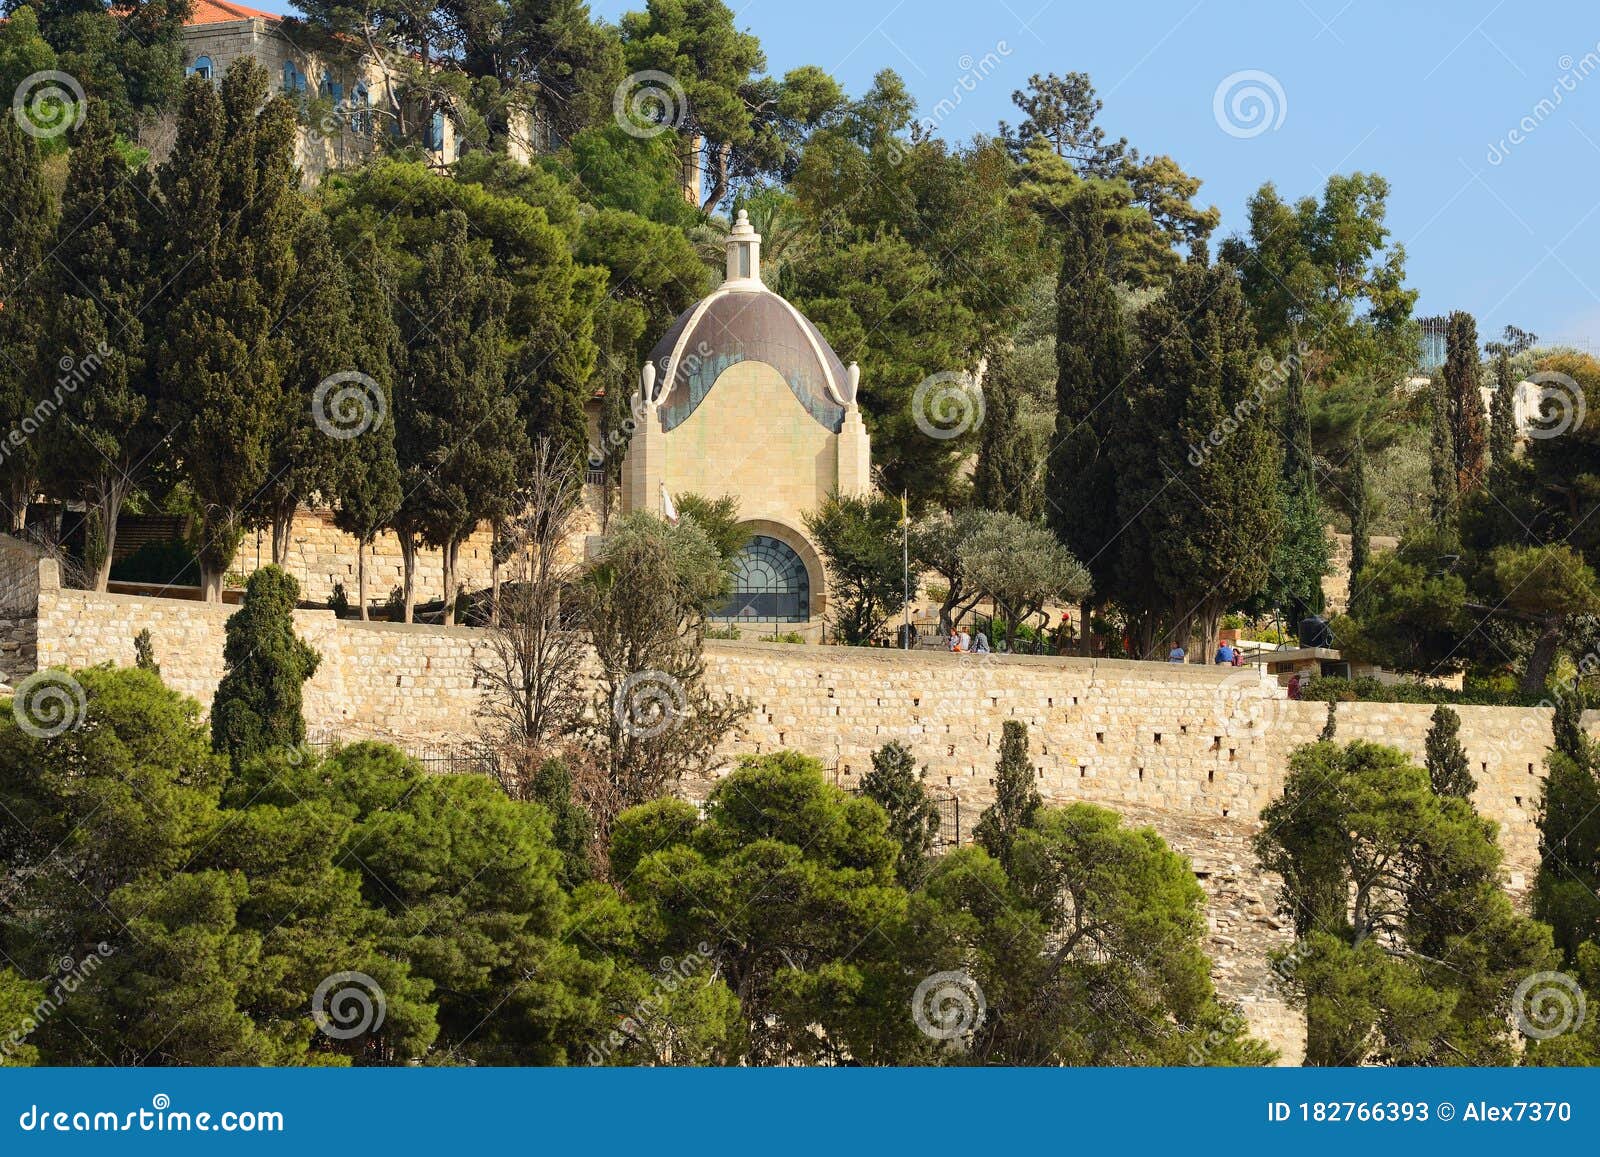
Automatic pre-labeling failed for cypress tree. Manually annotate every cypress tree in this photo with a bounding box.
[972,342,1040,519]
[257,212,358,566]
[860,740,941,888]
[1489,348,1517,466]
[1047,188,1127,654]
[1318,699,1337,742]
[0,115,55,529]
[328,249,402,621]
[395,212,526,624]
[1428,369,1458,523]
[1119,257,1281,658]
[1535,688,1600,962]
[211,566,321,769]
[1347,434,1370,617]
[1424,704,1474,799]
[1445,310,1486,493]
[974,720,1041,871]
[528,757,594,888]
[39,100,160,589]
[1270,350,1329,618]
[161,60,301,600]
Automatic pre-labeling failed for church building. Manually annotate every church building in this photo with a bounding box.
[621,211,873,639]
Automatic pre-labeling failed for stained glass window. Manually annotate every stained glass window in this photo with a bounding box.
[713,535,809,623]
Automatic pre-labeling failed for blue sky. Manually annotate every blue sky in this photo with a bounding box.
[267,0,1600,346]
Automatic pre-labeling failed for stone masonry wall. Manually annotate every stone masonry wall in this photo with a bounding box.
[224,500,602,610]
[0,535,42,684]
[18,553,1581,1065]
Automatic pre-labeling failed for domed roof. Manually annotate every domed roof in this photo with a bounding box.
[644,211,857,434]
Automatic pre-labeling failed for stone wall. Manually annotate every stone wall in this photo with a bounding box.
[223,501,602,610]
[0,535,42,684]
[14,551,1580,1064]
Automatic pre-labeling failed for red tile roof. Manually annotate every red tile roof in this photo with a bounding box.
[186,0,283,25]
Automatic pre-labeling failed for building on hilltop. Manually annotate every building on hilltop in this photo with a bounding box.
[615,210,872,639]
[145,0,551,182]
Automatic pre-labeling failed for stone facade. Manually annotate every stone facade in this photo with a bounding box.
[4,535,1578,1064]
[623,212,872,640]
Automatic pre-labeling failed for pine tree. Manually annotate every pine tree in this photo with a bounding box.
[0,116,54,530]
[1424,704,1474,799]
[974,720,1041,871]
[211,566,321,769]
[1445,310,1486,493]
[395,212,526,624]
[328,250,402,621]
[860,740,941,887]
[1047,188,1126,653]
[1490,348,1517,466]
[38,100,160,588]
[972,342,1040,519]
[160,60,301,599]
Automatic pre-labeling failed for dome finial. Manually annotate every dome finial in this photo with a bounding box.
[725,208,762,287]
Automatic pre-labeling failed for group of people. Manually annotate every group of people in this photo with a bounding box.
[1167,640,1249,666]
[947,627,990,653]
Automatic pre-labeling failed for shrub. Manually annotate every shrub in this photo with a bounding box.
[328,582,349,619]
[1299,675,1548,707]
[109,539,200,587]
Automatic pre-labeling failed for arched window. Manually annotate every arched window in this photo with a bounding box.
[713,535,810,623]
[189,56,213,81]
[350,82,370,134]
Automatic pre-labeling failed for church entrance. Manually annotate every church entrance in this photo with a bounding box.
[713,535,810,623]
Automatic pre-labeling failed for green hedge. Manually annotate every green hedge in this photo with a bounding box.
[1298,675,1551,707]
[109,538,200,587]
